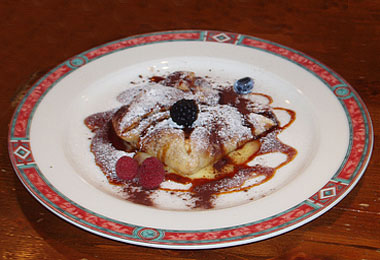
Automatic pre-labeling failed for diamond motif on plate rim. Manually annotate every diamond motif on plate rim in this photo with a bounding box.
[212,32,231,43]
[319,187,337,199]
[14,145,30,160]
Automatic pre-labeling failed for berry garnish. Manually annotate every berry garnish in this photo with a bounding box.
[170,99,198,128]
[115,156,139,181]
[233,77,254,94]
[138,157,165,189]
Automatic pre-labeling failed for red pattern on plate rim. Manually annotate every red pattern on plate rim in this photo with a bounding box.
[338,97,367,180]
[13,65,72,138]
[85,32,201,60]
[240,37,341,87]
[22,166,136,236]
[8,30,371,247]
[163,203,314,242]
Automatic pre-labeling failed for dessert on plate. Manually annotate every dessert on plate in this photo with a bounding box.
[84,71,296,209]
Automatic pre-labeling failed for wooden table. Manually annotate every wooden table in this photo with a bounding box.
[1,1,379,259]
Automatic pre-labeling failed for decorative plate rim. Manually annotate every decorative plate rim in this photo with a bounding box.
[8,30,373,249]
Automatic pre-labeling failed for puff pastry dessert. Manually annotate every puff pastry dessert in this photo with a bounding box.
[111,71,278,176]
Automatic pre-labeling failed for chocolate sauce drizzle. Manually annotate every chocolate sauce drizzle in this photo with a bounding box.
[84,74,297,210]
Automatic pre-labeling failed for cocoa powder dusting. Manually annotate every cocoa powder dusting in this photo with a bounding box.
[123,185,154,207]
[84,72,297,209]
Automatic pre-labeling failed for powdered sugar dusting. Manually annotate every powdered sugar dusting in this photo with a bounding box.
[83,71,297,209]
[90,122,128,180]
[192,104,252,149]
[113,72,277,158]
[115,83,185,135]
[246,113,276,136]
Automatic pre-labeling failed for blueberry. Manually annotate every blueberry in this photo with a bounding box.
[233,77,254,94]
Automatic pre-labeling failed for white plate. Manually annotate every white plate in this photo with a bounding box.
[9,30,373,249]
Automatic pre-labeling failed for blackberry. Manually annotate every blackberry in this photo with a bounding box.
[170,99,198,127]
[233,77,254,94]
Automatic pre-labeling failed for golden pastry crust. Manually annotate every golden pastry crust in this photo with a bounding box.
[111,71,277,176]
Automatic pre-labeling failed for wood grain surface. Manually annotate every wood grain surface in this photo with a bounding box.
[1,1,379,259]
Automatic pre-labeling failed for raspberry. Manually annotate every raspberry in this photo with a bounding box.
[170,99,198,128]
[233,77,254,94]
[115,156,139,181]
[138,157,165,189]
